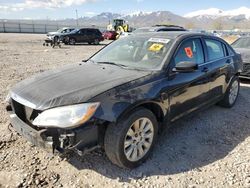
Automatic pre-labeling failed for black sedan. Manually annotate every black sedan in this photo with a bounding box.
[231,36,250,78]
[6,32,242,168]
[61,28,104,45]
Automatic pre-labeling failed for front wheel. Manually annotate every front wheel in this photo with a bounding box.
[218,76,240,108]
[104,108,158,168]
[69,38,76,45]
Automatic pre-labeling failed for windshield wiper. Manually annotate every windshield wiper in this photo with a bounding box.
[96,61,129,68]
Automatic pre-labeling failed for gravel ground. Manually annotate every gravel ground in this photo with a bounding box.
[0,33,249,188]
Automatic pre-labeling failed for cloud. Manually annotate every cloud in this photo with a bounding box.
[0,0,97,12]
[84,11,97,16]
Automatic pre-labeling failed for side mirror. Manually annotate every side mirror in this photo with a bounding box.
[173,61,198,73]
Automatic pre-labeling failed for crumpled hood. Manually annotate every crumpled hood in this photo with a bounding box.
[10,62,150,110]
[234,48,250,63]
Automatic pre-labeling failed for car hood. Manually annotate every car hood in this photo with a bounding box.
[47,32,59,36]
[234,48,250,63]
[10,62,150,110]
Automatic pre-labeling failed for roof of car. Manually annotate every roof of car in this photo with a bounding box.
[136,25,186,31]
[79,28,100,30]
[131,31,198,39]
[131,31,226,42]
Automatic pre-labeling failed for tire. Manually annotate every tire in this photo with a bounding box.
[104,108,158,169]
[54,36,59,42]
[69,38,76,45]
[64,36,70,45]
[218,76,240,108]
[93,39,100,45]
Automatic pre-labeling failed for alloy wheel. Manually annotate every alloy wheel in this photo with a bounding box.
[94,39,99,45]
[229,79,239,105]
[69,38,75,45]
[124,117,154,162]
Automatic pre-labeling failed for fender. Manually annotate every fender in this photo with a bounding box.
[91,72,170,123]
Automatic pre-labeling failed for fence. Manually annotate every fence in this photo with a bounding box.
[0,20,106,34]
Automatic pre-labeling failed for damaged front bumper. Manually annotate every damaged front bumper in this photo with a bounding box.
[7,108,100,155]
[9,112,53,151]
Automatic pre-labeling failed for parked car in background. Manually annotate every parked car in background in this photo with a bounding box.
[61,28,104,45]
[6,32,242,169]
[46,27,75,42]
[231,37,250,78]
[102,30,117,40]
[133,25,187,34]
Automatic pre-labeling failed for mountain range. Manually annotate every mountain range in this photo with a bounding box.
[72,7,250,30]
[6,7,250,30]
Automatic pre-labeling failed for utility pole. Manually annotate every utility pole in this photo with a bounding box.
[75,9,79,27]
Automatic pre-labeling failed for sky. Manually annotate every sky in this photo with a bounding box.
[0,0,250,19]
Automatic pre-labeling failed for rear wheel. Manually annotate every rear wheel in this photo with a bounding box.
[104,108,158,168]
[93,39,100,45]
[218,76,240,108]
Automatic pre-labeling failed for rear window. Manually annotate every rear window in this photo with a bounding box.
[205,39,224,61]
[92,29,101,35]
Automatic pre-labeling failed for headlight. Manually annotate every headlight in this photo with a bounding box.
[33,103,100,128]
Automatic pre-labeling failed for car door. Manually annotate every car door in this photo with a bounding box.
[88,29,98,42]
[83,29,95,43]
[167,37,211,121]
[75,29,86,42]
[203,38,230,99]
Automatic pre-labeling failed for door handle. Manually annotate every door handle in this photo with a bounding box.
[202,67,209,73]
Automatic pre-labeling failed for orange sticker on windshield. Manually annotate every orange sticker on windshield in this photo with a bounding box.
[185,47,193,58]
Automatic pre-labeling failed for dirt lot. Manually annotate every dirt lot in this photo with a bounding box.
[0,33,249,188]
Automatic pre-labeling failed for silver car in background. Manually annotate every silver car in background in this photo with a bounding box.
[231,37,250,78]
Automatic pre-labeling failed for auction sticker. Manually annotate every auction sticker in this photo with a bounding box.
[148,38,170,44]
[148,43,164,52]
[185,47,193,58]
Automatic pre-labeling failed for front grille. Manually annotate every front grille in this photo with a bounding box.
[11,99,40,126]
[11,99,26,122]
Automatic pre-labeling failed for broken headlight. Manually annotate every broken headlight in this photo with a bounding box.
[33,103,100,128]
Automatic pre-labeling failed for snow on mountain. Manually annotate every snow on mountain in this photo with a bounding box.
[184,7,250,19]
[184,8,223,18]
[124,11,152,17]
[223,7,250,19]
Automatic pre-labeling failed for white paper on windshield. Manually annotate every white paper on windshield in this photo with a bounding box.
[148,38,170,44]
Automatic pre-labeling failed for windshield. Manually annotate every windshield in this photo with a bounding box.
[57,28,67,33]
[232,38,250,49]
[90,35,173,70]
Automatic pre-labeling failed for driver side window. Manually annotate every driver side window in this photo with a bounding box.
[174,38,204,65]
